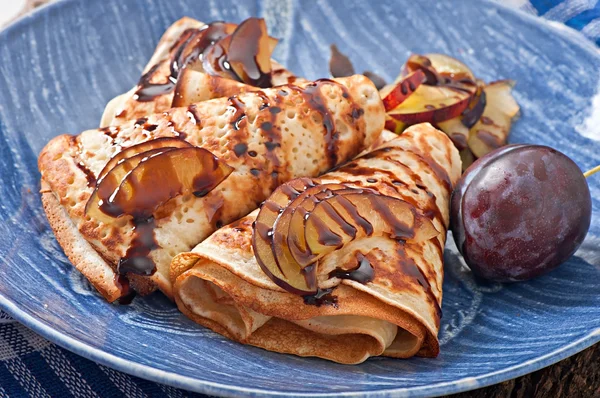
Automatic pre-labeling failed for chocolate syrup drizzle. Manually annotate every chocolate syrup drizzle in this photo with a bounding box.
[134,23,233,101]
[329,252,374,284]
[134,19,274,103]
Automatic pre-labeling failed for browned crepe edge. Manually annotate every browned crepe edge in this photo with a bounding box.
[174,255,439,359]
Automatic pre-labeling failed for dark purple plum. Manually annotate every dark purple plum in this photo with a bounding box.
[451,144,592,282]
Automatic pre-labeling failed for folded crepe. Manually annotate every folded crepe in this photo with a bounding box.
[171,123,461,364]
[39,75,385,303]
[101,17,303,127]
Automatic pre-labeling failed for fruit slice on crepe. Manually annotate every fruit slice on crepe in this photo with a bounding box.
[86,139,233,224]
[253,179,439,295]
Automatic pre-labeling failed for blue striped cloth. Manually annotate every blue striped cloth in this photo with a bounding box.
[0,1,598,396]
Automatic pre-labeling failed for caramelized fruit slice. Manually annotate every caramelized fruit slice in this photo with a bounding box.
[273,184,347,277]
[286,185,356,268]
[460,80,487,128]
[387,84,473,124]
[402,54,440,84]
[380,70,426,112]
[100,147,233,220]
[98,138,192,182]
[384,116,407,134]
[304,193,439,258]
[252,178,315,292]
[468,80,519,158]
[86,148,176,224]
[228,18,274,87]
[425,53,475,81]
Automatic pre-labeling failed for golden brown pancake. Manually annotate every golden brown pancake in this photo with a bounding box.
[171,123,461,364]
[39,76,385,302]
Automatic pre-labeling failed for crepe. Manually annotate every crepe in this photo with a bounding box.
[171,123,461,364]
[39,75,385,303]
[101,17,302,127]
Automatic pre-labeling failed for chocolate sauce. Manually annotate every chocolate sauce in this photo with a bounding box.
[134,23,233,102]
[397,244,442,319]
[329,253,374,284]
[256,91,271,110]
[303,287,338,307]
[233,143,248,157]
[135,118,148,126]
[311,210,344,247]
[288,80,346,167]
[461,90,486,128]
[76,161,96,187]
[369,195,415,240]
[100,126,120,140]
[228,96,247,130]
[255,222,274,242]
[166,120,188,140]
[335,194,373,235]
[187,104,202,126]
[281,180,310,200]
[476,130,501,149]
[368,154,444,223]
[118,217,159,276]
[320,199,357,239]
[98,148,229,220]
[226,18,273,88]
[134,64,173,102]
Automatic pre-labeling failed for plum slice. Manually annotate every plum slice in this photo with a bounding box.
[303,193,439,260]
[387,84,473,124]
[468,80,519,158]
[91,147,233,221]
[98,137,192,182]
[380,70,426,112]
[253,180,440,295]
[252,178,316,293]
[86,147,176,224]
[425,53,475,82]
[281,185,350,268]
[227,18,275,87]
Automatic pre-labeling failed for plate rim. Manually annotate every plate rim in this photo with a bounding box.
[0,0,599,396]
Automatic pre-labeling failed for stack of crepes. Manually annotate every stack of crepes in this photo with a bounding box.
[171,123,461,364]
[38,17,385,303]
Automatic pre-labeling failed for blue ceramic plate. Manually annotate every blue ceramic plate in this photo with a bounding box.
[0,0,598,396]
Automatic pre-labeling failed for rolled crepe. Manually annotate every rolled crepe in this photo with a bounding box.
[172,123,461,364]
[39,76,384,302]
[101,17,302,127]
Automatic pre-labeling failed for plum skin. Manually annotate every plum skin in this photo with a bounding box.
[451,144,592,282]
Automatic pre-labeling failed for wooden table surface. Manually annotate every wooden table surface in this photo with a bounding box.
[2,1,599,397]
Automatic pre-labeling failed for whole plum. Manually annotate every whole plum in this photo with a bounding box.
[451,144,592,282]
